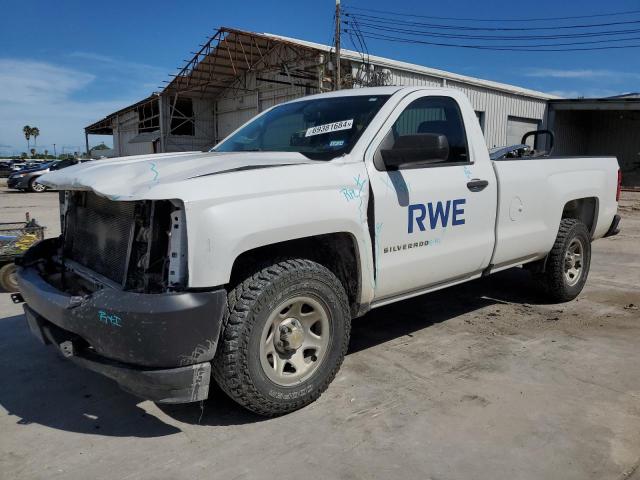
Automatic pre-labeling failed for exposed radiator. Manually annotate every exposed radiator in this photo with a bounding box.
[64,193,136,285]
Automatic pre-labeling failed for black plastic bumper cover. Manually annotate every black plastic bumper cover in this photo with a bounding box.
[17,255,227,403]
[25,304,211,403]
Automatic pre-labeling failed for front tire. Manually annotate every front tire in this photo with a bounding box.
[212,259,351,416]
[537,218,591,302]
[0,263,18,292]
[29,177,46,193]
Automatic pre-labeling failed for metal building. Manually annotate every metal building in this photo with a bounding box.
[85,27,557,158]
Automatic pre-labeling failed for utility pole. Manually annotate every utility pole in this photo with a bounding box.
[335,0,341,90]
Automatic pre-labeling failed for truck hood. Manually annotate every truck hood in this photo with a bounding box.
[37,151,321,200]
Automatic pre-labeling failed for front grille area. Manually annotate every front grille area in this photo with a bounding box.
[64,192,136,285]
[62,191,178,292]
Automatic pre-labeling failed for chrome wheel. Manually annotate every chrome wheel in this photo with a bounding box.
[564,238,584,286]
[31,181,46,192]
[260,295,330,386]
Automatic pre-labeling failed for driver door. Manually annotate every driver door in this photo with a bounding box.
[365,91,497,300]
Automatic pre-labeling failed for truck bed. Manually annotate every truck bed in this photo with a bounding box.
[490,156,619,270]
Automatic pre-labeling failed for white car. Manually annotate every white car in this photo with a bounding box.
[17,87,621,415]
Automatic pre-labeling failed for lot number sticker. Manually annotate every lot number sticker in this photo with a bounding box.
[305,119,354,137]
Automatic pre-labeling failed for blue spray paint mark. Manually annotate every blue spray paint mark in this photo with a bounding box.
[463,166,473,180]
[340,187,358,201]
[98,310,122,327]
[339,174,369,224]
[353,175,368,224]
[150,162,159,183]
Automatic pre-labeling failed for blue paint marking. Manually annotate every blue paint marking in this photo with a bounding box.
[339,174,369,225]
[98,310,122,327]
[340,187,358,201]
[150,162,159,183]
[408,199,466,233]
[463,166,473,180]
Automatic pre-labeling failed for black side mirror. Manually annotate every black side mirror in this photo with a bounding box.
[380,133,449,170]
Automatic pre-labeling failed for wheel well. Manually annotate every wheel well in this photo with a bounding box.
[229,233,361,316]
[562,197,598,236]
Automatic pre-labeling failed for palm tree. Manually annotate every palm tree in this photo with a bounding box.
[31,127,40,147]
[30,148,36,158]
[44,149,49,157]
[23,125,32,152]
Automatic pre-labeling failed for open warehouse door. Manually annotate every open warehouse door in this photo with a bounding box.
[548,95,640,187]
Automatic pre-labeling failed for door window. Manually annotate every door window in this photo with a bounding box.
[391,96,469,164]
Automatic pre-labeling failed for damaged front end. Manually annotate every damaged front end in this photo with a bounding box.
[15,191,226,404]
[59,190,187,293]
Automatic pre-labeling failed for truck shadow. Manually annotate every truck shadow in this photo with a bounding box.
[0,267,549,434]
[0,313,181,437]
[350,267,548,354]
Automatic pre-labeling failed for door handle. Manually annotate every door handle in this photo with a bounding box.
[467,179,489,192]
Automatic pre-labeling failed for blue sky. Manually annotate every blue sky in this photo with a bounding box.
[1,0,639,155]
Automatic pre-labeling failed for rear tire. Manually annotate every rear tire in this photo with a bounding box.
[212,259,351,416]
[0,263,18,292]
[29,177,46,193]
[537,218,591,302]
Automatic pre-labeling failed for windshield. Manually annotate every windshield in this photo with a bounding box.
[213,95,390,160]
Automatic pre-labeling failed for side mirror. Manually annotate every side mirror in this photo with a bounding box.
[380,133,449,169]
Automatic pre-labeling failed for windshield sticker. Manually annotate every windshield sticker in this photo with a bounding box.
[329,140,345,147]
[305,119,354,137]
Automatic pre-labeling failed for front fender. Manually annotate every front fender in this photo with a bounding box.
[183,163,376,305]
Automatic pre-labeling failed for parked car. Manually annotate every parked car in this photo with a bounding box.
[7,159,85,192]
[0,161,14,178]
[15,87,621,416]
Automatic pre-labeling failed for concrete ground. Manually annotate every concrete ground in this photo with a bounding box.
[1,180,639,480]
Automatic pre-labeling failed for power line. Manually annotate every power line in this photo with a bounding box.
[344,20,640,41]
[347,28,640,48]
[345,29,640,51]
[344,11,640,32]
[344,5,640,23]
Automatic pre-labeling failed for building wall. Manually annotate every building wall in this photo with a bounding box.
[162,95,216,152]
[108,57,550,156]
[551,110,589,156]
[451,82,547,148]
[212,61,549,149]
[112,111,154,157]
[552,109,640,186]
[215,57,318,141]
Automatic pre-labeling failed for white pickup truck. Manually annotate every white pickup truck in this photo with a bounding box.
[15,86,621,416]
